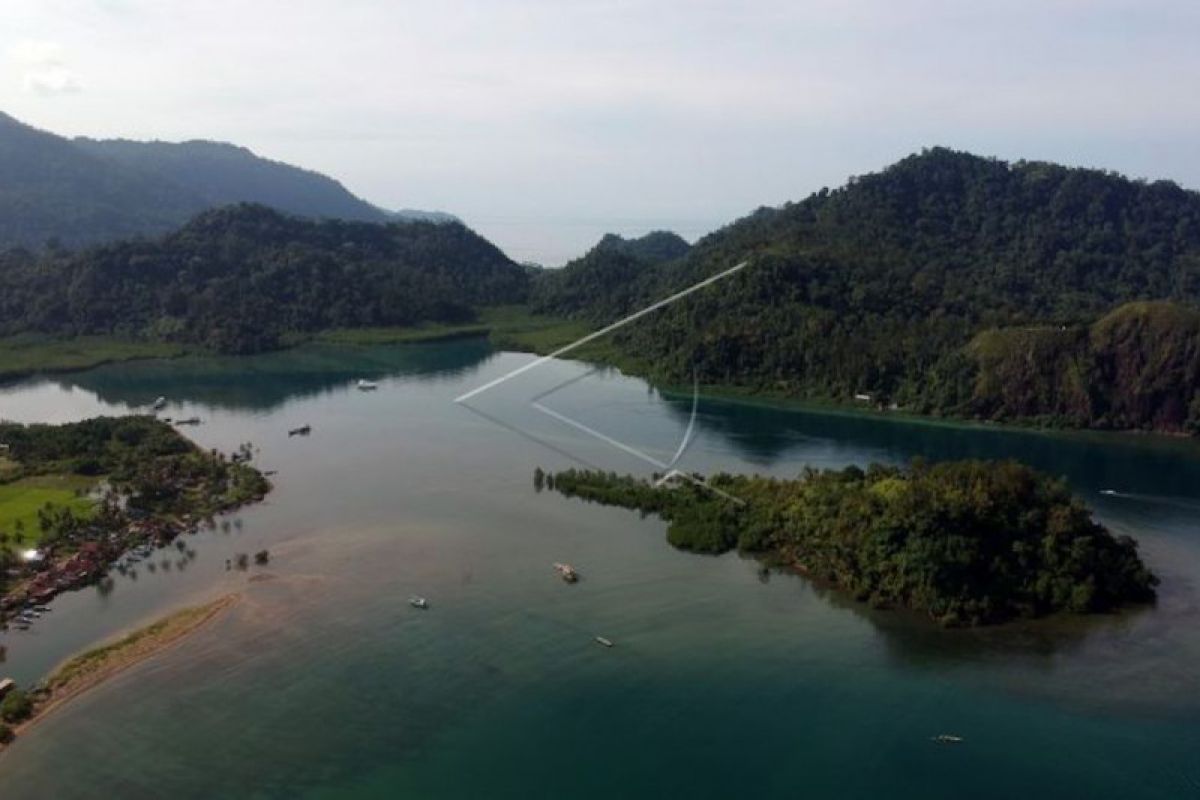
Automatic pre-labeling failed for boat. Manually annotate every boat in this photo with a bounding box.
[931,734,964,744]
[356,379,379,391]
[288,425,312,437]
[151,396,168,411]
[409,596,429,610]
[553,562,579,583]
[1100,489,1118,496]
[174,417,202,426]
[594,636,614,648]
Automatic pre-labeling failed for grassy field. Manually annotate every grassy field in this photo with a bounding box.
[0,307,632,383]
[315,305,610,354]
[0,335,187,384]
[317,321,492,345]
[0,475,96,546]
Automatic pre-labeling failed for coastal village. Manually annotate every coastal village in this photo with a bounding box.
[0,415,272,745]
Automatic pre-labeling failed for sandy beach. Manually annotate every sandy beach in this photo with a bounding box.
[1,594,240,751]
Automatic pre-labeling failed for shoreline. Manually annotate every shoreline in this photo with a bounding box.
[1,594,240,751]
[4,327,1198,450]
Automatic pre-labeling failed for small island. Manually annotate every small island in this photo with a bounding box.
[0,416,271,623]
[541,460,1158,626]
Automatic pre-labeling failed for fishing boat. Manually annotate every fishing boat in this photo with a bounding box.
[553,562,579,583]
[409,596,429,610]
[356,379,379,391]
[931,734,964,744]
[594,636,614,648]
[288,425,312,437]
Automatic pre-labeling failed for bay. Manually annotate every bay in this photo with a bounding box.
[0,340,1198,799]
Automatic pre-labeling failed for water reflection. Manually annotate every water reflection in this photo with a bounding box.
[42,338,495,412]
[658,389,1200,500]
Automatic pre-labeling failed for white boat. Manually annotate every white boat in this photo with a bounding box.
[409,596,429,610]
[356,379,379,391]
[594,636,614,648]
[931,734,964,744]
[553,562,579,583]
[151,396,168,410]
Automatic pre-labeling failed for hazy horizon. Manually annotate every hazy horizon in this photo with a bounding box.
[5,0,1199,264]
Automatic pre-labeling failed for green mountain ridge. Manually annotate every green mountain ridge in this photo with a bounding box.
[534,147,1200,434]
[0,111,452,250]
[531,230,691,315]
[0,204,525,353]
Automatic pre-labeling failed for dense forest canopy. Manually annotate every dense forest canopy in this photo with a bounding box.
[546,461,1159,626]
[0,204,529,353]
[535,148,1200,433]
[531,230,692,316]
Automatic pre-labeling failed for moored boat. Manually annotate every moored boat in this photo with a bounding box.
[553,562,579,583]
[409,595,429,610]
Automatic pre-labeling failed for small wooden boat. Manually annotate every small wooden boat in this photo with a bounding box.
[553,562,579,583]
[288,425,312,437]
[594,636,614,648]
[409,596,429,610]
[931,734,964,744]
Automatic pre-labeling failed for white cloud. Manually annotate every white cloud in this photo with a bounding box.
[7,38,83,95]
[24,67,82,95]
[8,39,67,64]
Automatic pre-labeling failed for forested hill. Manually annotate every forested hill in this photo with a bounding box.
[544,148,1200,434]
[0,111,448,249]
[531,230,691,315]
[0,204,528,353]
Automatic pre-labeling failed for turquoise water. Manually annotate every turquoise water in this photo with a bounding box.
[1,341,1198,799]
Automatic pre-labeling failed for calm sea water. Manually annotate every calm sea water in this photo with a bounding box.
[1,340,1198,799]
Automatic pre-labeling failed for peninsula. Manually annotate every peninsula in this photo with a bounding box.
[0,416,270,624]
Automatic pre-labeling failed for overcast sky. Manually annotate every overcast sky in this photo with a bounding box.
[3,0,1199,264]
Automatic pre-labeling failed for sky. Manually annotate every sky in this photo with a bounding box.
[3,0,1199,265]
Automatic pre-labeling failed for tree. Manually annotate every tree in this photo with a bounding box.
[1,689,33,723]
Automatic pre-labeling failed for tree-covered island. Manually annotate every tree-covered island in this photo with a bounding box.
[542,460,1158,626]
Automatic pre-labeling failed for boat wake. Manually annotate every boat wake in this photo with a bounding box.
[1097,490,1200,512]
